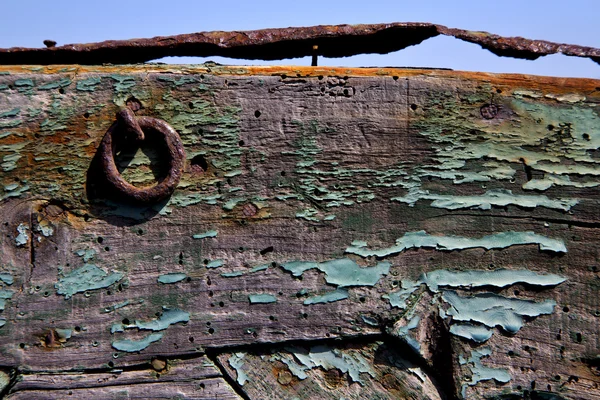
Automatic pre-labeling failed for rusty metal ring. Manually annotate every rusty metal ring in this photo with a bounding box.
[99,109,185,203]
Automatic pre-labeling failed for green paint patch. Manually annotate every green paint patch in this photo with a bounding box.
[14,79,34,93]
[206,260,224,269]
[396,315,421,352]
[55,264,123,299]
[0,289,14,311]
[0,108,20,118]
[38,78,72,90]
[76,77,101,92]
[228,353,249,385]
[192,230,218,239]
[393,188,578,212]
[74,248,96,262]
[157,273,187,284]
[135,308,190,331]
[0,273,13,285]
[112,332,164,352]
[450,323,493,343]
[248,294,277,304]
[281,258,391,287]
[460,347,511,398]
[110,75,136,92]
[289,345,375,385]
[347,231,567,258]
[15,223,29,246]
[303,288,348,305]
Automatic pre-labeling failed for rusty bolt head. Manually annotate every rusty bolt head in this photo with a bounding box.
[151,358,167,371]
[43,40,57,48]
[480,104,499,120]
[277,370,293,385]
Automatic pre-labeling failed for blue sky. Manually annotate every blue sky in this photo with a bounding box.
[0,0,598,78]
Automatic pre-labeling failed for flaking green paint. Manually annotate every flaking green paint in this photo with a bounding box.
[303,288,349,305]
[0,289,14,311]
[157,273,187,284]
[135,308,190,331]
[248,294,277,304]
[346,230,567,258]
[192,230,218,239]
[55,264,123,299]
[38,78,72,90]
[281,258,391,287]
[0,273,13,285]
[228,353,249,385]
[393,188,578,212]
[112,332,164,352]
[461,347,511,398]
[76,77,101,92]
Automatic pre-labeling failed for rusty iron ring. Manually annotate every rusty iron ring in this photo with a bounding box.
[99,108,185,203]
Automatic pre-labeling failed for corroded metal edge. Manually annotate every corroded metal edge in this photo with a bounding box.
[0,22,598,65]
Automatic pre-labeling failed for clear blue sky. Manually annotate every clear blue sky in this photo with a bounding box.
[0,0,598,78]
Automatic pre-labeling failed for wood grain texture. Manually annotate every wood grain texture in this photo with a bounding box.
[0,64,598,399]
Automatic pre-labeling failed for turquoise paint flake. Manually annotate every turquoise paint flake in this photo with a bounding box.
[248,294,277,304]
[422,269,565,292]
[221,271,243,278]
[443,290,556,334]
[281,259,390,288]
[76,77,101,92]
[303,288,348,305]
[228,353,249,385]
[461,347,511,398]
[15,223,29,246]
[1,183,29,201]
[222,198,244,211]
[393,188,578,212]
[157,273,187,284]
[249,264,269,273]
[55,264,123,299]
[449,323,493,343]
[206,260,224,269]
[110,75,136,92]
[0,108,20,118]
[14,79,34,93]
[74,248,96,262]
[290,345,376,385]
[0,319,5,328]
[0,273,13,285]
[192,230,218,239]
[0,289,14,311]
[135,308,190,331]
[112,332,164,352]
[346,230,567,258]
[274,354,309,379]
[38,78,72,90]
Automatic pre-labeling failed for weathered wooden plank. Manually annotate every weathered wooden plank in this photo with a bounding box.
[0,64,598,399]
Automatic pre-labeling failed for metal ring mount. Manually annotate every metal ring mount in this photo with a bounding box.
[98,108,185,203]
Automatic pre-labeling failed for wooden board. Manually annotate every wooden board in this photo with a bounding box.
[0,64,599,399]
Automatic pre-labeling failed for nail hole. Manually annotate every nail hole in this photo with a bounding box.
[254,110,261,118]
[260,246,274,255]
[122,318,130,325]
[189,336,194,342]
[104,246,110,251]
[583,133,590,141]
[208,328,215,334]
[410,104,418,111]
[190,155,208,173]
[97,237,104,244]
[238,140,245,146]
[200,383,205,389]
[84,112,90,119]
[563,306,569,312]
[219,301,224,307]
[74,326,81,332]
[547,124,555,131]
[19,343,25,349]
[392,76,399,81]
[280,171,286,176]
[58,88,65,94]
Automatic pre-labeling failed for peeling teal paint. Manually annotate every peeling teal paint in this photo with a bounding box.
[248,294,277,304]
[38,78,72,90]
[55,264,123,299]
[0,289,14,311]
[74,248,96,262]
[110,75,136,92]
[0,273,13,285]
[289,345,376,385]
[422,269,566,292]
[461,347,511,398]
[1,183,29,201]
[206,260,224,269]
[443,290,556,334]
[273,354,308,379]
[347,231,567,258]
[221,271,243,278]
[393,188,578,212]
[0,108,20,118]
[55,328,72,341]
[450,323,493,343]
[112,332,164,352]
[76,77,101,92]
[14,79,34,93]
[103,300,137,313]
[157,273,187,284]
[135,308,190,331]
[228,353,248,385]
[303,288,349,305]
[281,258,390,287]
[192,230,218,239]
[396,315,421,352]
[15,223,29,246]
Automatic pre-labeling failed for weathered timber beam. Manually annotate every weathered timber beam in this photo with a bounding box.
[0,22,598,65]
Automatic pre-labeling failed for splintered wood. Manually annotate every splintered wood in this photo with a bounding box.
[0,64,598,399]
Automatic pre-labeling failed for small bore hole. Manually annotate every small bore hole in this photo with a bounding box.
[190,155,208,173]
[208,327,215,334]
[254,110,261,118]
[410,104,418,111]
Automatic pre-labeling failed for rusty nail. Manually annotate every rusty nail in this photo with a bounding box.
[43,40,57,48]
[311,44,319,67]
[98,110,185,203]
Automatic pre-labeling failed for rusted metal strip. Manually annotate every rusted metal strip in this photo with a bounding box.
[0,22,598,65]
